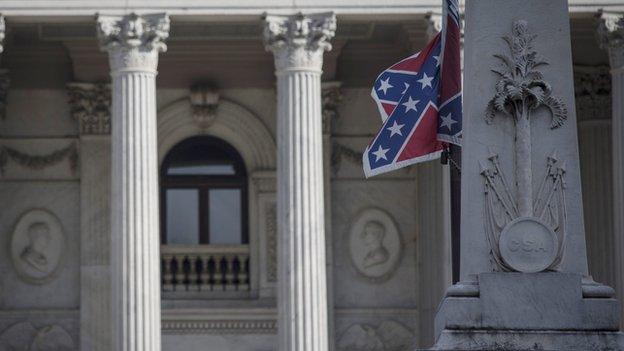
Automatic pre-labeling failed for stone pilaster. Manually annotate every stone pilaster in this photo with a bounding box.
[597,11,624,329]
[96,13,169,351]
[321,81,340,351]
[67,82,113,351]
[263,12,336,351]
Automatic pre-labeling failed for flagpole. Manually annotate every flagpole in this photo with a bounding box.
[441,145,461,283]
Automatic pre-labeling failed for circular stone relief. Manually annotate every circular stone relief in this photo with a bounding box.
[10,209,65,284]
[499,217,558,273]
[348,208,402,282]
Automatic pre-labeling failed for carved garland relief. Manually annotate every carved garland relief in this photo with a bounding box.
[483,20,568,273]
[348,208,402,282]
[10,209,65,284]
[0,322,74,350]
[0,142,78,176]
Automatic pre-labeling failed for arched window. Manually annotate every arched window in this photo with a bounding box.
[161,136,248,245]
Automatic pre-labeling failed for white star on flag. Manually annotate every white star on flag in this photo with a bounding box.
[418,73,434,89]
[433,55,440,67]
[387,121,404,137]
[402,96,420,113]
[372,145,389,162]
[378,77,393,95]
[440,113,457,130]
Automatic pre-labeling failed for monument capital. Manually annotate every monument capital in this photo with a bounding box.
[263,12,336,73]
[96,13,170,73]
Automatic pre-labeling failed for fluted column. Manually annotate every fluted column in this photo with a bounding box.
[96,13,169,351]
[598,12,624,329]
[263,13,336,351]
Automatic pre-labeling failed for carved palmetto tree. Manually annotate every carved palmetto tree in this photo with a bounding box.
[485,20,567,217]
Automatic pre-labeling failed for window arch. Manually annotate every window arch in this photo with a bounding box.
[160,136,248,245]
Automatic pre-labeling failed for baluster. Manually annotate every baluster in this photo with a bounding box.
[188,254,199,291]
[199,255,210,291]
[162,254,174,291]
[213,254,224,291]
[225,254,235,291]
[238,255,250,291]
[171,255,180,291]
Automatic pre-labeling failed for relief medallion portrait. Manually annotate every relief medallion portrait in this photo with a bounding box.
[348,208,401,282]
[10,209,65,284]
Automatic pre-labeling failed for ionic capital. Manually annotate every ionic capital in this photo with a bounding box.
[96,13,170,73]
[263,12,336,73]
[597,11,624,69]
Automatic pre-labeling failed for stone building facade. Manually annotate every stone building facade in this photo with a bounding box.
[0,1,621,350]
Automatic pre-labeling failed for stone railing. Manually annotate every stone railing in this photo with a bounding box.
[161,245,250,293]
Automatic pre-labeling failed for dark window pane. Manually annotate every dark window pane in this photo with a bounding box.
[208,189,242,244]
[164,138,242,176]
[166,189,199,244]
[167,164,235,176]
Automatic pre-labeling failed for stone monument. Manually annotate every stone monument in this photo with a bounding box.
[432,0,624,349]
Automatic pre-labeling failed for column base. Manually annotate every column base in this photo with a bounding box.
[432,329,624,350]
[431,272,624,350]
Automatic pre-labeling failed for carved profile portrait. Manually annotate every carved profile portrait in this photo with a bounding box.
[10,209,64,284]
[20,222,52,273]
[349,208,401,282]
[360,221,390,268]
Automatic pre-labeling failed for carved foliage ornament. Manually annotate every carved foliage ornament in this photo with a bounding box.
[483,20,568,273]
[67,83,111,134]
[190,85,219,129]
[96,13,170,71]
[263,12,336,71]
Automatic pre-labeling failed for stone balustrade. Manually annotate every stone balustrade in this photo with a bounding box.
[161,245,250,293]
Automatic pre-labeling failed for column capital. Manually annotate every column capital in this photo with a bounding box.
[67,82,112,135]
[263,12,336,73]
[424,11,464,44]
[0,15,5,53]
[96,13,170,73]
[425,12,443,41]
[597,11,624,69]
